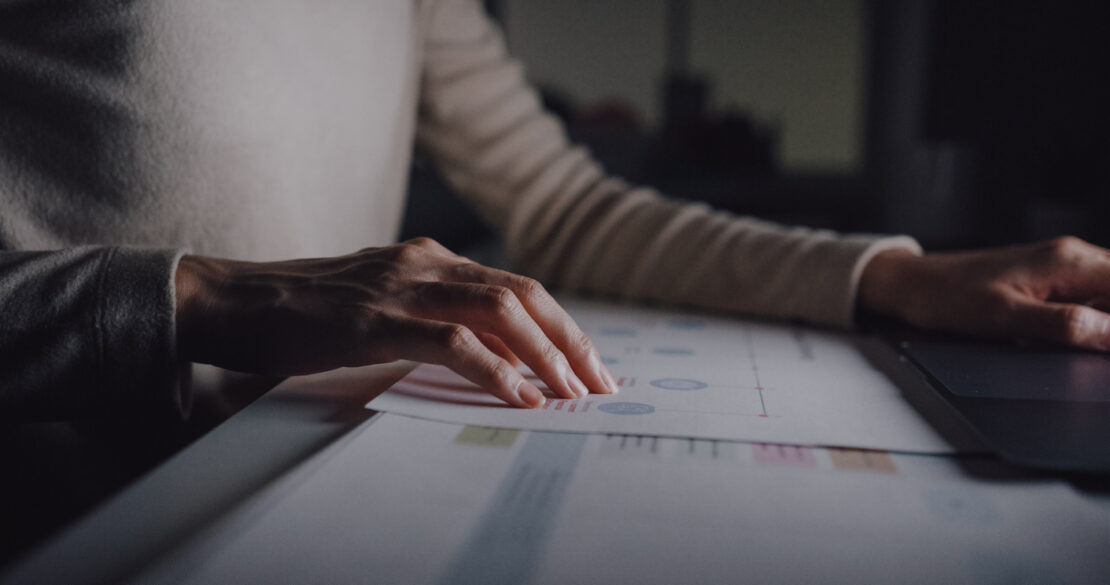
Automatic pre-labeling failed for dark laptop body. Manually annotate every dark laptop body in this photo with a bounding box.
[897,339,1110,473]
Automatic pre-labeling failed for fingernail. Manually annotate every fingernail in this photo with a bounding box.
[568,372,589,398]
[589,352,619,394]
[603,368,620,394]
[517,381,546,408]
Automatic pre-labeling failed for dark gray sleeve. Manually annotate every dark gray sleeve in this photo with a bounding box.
[0,247,189,421]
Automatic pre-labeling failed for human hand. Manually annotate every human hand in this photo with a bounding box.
[174,238,618,408]
[858,237,1110,350]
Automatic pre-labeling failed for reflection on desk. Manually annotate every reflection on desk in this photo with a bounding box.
[125,415,1110,585]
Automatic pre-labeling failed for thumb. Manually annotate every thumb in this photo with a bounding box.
[1010,299,1110,351]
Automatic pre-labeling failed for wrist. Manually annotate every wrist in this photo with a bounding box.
[174,255,226,362]
[857,248,927,324]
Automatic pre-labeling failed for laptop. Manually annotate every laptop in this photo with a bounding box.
[896,338,1110,473]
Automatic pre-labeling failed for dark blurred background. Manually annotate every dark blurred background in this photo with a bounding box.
[402,0,1110,255]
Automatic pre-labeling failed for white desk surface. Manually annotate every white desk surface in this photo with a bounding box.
[4,350,1109,585]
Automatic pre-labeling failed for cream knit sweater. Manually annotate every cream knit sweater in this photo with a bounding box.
[0,0,919,419]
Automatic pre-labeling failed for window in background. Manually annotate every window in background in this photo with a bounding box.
[501,0,872,232]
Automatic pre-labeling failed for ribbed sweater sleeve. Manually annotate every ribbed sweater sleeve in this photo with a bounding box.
[0,247,189,420]
[415,0,922,327]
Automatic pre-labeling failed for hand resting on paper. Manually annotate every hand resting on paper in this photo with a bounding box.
[174,237,618,408]
[859,236,1110,350]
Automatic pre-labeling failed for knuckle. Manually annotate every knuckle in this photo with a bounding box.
[540,342,566,366]
[390,242,428,266]
[485,286,520,316]
[442,324,475,351]
[1045,236,1085,261]
[443,259,476,281]
[568,328,594,353]
[480,360,517,391]
[405,237,438,249]
[406,237,456,258]
[1058,305,1090,343]
[514,276,548,304]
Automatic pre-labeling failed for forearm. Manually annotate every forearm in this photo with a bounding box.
[526,189,924,327]
[415,0,922,327]
[0,247,188,420]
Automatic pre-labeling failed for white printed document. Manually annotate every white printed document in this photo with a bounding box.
[129,414,1110,585]
[367,298,960,453]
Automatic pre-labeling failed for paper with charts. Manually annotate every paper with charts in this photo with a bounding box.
[367,298,957,453]
[124,414,1110,585]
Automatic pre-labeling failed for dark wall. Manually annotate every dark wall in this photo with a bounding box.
[404,1,1110,253]
[873,0,1110,248]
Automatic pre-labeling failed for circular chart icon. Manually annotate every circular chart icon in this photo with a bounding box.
[599,326,637,337]
[652,347,694,356]
[650,378,708,390]
[598,402,656,415]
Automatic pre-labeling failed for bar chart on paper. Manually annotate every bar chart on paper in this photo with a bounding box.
[125,414,1110,585]
[367,299,958,453]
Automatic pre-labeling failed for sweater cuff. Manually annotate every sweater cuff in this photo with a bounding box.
[97,247,191,419]
[803,234,922,329]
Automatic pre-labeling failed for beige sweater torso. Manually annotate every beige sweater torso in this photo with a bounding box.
[0,0,917,417]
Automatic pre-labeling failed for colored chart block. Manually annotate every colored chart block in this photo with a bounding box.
[828,448,897,473]
[651,347,694,356]
[540,400,591,413]
[454,426,521,448]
